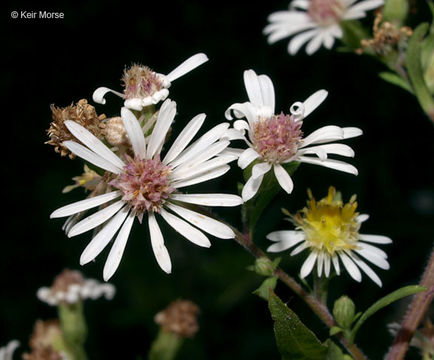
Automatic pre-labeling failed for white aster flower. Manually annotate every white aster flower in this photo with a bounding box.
[264,0,384,55]
[225,70,362,202]
[0,341,19,360]
[93,53,209,111]
[36,269,115,306]
[267,187,392,286]
[51,99,242,280]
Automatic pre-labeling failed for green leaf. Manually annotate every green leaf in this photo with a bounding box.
[253,276,278,300]
[325,340,352,360]
[268,290,328,360]
[330,326,343,336]
[407,23,434,119]
[378,72,413,93]
[349,285,426,343]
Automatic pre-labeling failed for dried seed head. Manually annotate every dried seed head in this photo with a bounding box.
[23,320,64,360]
[122,64,165,100]
[103,116,130,147]
[154,299,200,338]
[46,99,106,158]
[356,10,413,56]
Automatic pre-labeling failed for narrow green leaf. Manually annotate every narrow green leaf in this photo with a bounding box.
[253,276,278,300]
[350,285,426,343]
[407,23,434,119]
[378,72,413,93]
[268,290,328,360]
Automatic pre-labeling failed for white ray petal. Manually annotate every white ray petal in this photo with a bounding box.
[358,242,389,259]
[68,200,125,237]
[298,156,358,175]
[160,209,211,247]
[172,164,230,188]
[317,251,324,277]
[266,22,317,44]
[242,174,264,202]
[273,164,294,194]
[147,99,177,158]
[290,241,309,256]
[148,213,172,274]
[238,148,260,169]
[174,140,230,173]
[300,126,344,148]
[64,121,125,168]
[243,70,263,107]
[92,86,124,105]
[359,234,393,244]
[332,255,340,275]
[166,203,234,239]
[50,191,122,218]
[306,32,325,55]
[172,154,234,181]
[121,107,147,158]
[343,127,363,139]
[346,0,384,15]
[258,74,275,113]
[267,230,305,243]
[165,53,209,82]
[288,28,320,54]
[357,214,370,223]
[63,141,122,174]
[252,162,272,179]
[324,255,331,277]
[170,193,243,207]
[80,206,130,265]
[339,252,362,282]
[163,114,206,165]
[103,211,135,281]
[302,89,328,118]
[124,98,146,111]
[354,247,390,270]
[169,123,230,168]
[298,143,355,158]
[348,252,383,287]
[225,102,259,129]
[219,147,244,158]
[300,252,318,278]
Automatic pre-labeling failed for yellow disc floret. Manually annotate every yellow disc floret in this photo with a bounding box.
[294,187,360,255]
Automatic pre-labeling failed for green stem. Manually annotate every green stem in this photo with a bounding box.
[385,246,434,360]
[149,329,183,360]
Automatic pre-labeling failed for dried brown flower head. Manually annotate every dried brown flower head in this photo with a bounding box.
[22,320,64,360]
[154,299,200,338]
[356,10,413,56]
[103,116,130,147]
[46,99,106,158]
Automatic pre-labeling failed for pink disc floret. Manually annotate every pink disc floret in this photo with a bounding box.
[252,112,303,163]
[111,155,174,216]
[308,0,345,25]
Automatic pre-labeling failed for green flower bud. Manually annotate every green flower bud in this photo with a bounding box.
[249,257,280,277]
[383,0,409,26]
[333,296,356,329]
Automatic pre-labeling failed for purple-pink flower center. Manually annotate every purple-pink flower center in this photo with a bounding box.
[111,155,174,214]
[122,65,164,100]
[252,113,303,163]
[308,0,345,25]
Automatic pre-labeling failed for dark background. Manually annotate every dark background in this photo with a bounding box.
[3,0,433,359]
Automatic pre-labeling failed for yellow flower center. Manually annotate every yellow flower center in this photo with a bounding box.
[295,187,360,255]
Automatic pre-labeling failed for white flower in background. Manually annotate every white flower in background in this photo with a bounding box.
[225,70,362,202]
[267,187,392,286]
[37,269,115,306]
[93,53,209,111]
[51,99,242,280]
[264,0,384,55]
[0,340,19,360]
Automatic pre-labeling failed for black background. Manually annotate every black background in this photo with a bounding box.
[3,0,433,359]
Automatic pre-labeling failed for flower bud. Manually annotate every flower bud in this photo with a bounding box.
[333,296,356,329]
